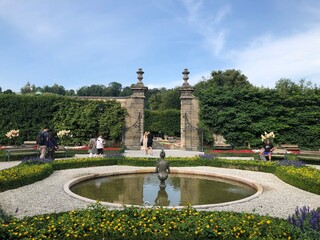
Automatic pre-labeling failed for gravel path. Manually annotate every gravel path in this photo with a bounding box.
[1,165,320,219]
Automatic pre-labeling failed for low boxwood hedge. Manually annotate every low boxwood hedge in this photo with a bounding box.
[275,166,320,195]
[0,163,53,192]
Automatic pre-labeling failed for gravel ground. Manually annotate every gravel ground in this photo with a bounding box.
[1,150,319,219]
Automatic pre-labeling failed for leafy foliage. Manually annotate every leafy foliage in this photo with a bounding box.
[0,205,304,239]
[0,95,126,146]
[195,71,320,149]
[145,109,180,136]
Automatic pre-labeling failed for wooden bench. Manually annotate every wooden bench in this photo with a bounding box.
[272,149,288,158]
[214,144,232,150]
[280,144,300,151]
[298,150,320,161]
[4,144,67,161]
[259,148,287,160]
[4,147,39,161]
[22,141,37,148]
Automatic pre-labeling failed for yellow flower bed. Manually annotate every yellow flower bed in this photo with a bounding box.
[1,205,301,239]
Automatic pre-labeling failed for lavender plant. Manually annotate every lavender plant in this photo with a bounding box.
[104,151,123,158]
[288,206,320,232]
[278,160,305,167]
[21,157,54,165]
[198,154,214,160]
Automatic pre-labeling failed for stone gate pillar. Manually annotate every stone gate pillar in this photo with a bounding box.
[180,69,200,151]
[123,68,147,149]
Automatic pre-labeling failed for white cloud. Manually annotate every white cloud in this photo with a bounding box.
[180,0,230,56]
[0,0,65,42]
[230,27,320,87]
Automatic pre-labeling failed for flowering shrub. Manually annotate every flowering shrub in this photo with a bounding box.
[288,206,320,234]
[21,157,54,165]
[5,129,19,139]
[4,129,20,145]
[57,130,71,145]
[0,163,53,192]
[275,166,320,195]
[261,131,275,142]
[0,204,302,239]
[104,151,123,158]
[278,160,305,167]
[199,154,214,160]
[57,130,71,138]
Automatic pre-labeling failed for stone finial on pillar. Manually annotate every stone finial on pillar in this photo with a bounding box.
[131,68,147,96]
[182,68,190,86]
[137,68,144,83]
[180,68,194,97]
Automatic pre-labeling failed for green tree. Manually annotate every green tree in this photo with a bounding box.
[21,82,35,94]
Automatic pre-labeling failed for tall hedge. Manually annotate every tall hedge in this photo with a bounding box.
[0,94,62,145]
[0,94,126,146]
[144,109,180,136]
[196,80,320,149]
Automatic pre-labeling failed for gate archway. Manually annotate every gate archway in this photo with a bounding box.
[84,68,201,151]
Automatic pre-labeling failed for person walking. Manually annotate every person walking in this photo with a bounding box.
[96,134,105,157]
[147,132,154,155]
[47,131,59,160]
[37,126,49,159]
[88,134,97,157]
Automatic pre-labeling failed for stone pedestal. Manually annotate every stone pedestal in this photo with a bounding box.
[123,68,147,149]
[180,69,200,151]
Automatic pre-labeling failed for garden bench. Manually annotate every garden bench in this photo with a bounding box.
[259,148,287,160]
[298,150,320,162]
[55,145,68,157]
[22,141,37,147]
[272,149,288,159]
[299,150,320,156]
[4,147,39,161]
[214,144,232,150]
[280,144,300,151]
[4,145,67,161]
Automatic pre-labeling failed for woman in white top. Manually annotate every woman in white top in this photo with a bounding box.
[96,134,105,156]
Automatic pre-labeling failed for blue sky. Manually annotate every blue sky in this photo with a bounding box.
[1,0,320,92]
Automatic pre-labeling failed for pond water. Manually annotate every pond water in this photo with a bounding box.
[70,173,257,206]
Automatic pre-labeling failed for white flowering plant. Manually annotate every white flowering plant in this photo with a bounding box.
[57,130,71,145]
[5,129,19,139]
[57,130,71,138]
[5,129,20,146]
[261,131,275,142]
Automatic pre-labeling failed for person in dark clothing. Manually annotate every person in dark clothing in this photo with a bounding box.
[259,139,275,161]
[38,126,50,159]
[147,132,154,155]
[47,131,59,160]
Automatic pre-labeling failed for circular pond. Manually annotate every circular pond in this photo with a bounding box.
[67,170,261,208]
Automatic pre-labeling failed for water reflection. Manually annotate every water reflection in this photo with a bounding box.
[70,173,256,206]
[154,187,170,206]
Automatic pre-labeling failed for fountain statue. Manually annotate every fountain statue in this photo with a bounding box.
[155,150,170,188]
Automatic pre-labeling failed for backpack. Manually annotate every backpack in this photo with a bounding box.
[36,131,45,145]
[88,139,96,149]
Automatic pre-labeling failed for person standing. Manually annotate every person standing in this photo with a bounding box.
[147,132,154,155]
[37,126,49,159]
[96,134,105,157]
[47,131,59,160]
[88,134,97,157]
[142,132,149,155]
